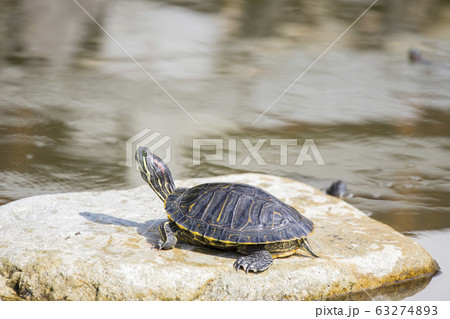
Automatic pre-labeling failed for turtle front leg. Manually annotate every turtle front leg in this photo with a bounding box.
[234,246,273,273]
[154,221,178,250]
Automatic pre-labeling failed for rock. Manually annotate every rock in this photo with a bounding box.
[0,174,439,300]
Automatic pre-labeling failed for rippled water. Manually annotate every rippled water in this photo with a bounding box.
[1,0,449,300]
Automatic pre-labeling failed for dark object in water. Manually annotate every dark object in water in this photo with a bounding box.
[408,48,431,64]
[325,180,391,201]
[325,180,353,199]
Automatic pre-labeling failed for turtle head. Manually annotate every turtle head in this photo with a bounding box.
[135,147,175,202]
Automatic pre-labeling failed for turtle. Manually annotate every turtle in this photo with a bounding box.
[325,180,389,201]
[408,48,431,64]
[135,146,319,273]
[325,180,353,199]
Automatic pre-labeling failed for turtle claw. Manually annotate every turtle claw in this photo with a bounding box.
[233,249,273,273]
[233,258,248,272]
[153,221,178,250]
[234,256,253,273]
[233,256,265,273]
[153,239,176,250]
[153,240,164,251]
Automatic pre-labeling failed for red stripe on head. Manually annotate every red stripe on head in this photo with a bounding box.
[153,157,165,173]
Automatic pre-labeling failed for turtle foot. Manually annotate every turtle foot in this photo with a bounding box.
[153,240,166,250]
[233,248,273,273]
[153,221,178,250]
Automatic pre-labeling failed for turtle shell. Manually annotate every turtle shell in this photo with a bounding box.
[164,183,314,245]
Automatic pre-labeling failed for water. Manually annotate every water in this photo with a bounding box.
[1,0,449,300]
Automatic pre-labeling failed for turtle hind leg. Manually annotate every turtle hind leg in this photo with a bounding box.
[154,221,178,250]
[234,246,273,273]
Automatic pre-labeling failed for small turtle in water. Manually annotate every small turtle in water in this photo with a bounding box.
[136,147,319,273]
[408,48,431,64]
[325,180,353,199]
[325,180,389,200]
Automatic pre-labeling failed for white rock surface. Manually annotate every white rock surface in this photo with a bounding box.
[0,174,439,300]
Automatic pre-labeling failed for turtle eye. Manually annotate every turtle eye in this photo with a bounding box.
[142,150,148,157]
